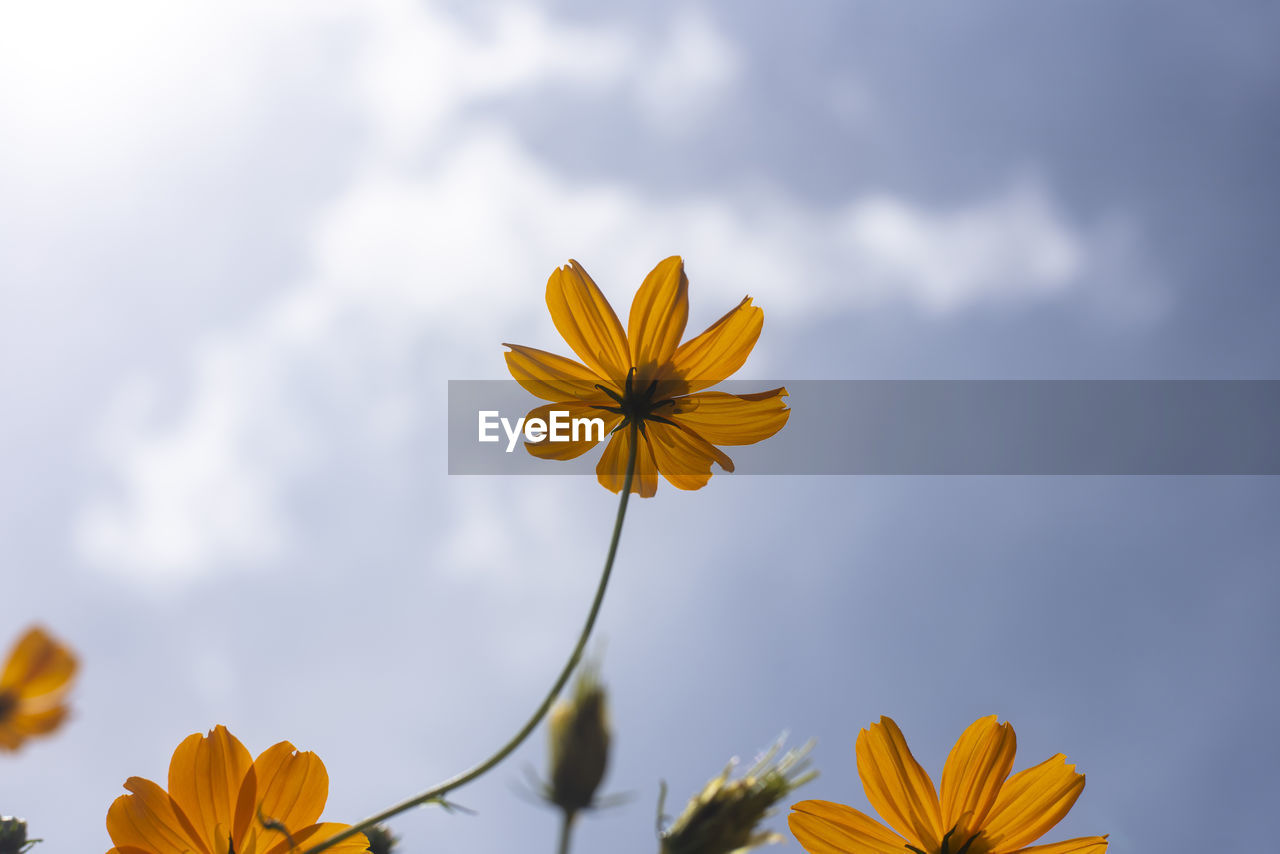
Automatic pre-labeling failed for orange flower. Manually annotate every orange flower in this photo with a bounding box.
[106,725,367,854]
[790,716,1108,854]
[504,256,789,496]
[0,625,78,751]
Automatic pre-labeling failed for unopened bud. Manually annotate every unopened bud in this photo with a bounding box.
[659,739,816,854]
[0,817,33,854]
[546,660,611,817]
[362,824,397,854]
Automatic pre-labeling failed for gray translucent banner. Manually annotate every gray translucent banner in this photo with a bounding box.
[448,380,1280,475]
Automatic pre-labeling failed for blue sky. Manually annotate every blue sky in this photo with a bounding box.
[2,2,1277,852]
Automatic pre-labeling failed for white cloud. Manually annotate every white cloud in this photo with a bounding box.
[352,0,634,158]
[843,178,1082,313]
[75,328,304,578]
[632,9,742,132]
[309,131,1105,320]
[0,0,342,187]
[70,3,1157,580]
[346,1,742,157]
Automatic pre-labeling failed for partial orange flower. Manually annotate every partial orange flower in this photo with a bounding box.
[0,625,78,751]
[790,716,1108,854]
[504,256,789,496]
[106,725,368,854]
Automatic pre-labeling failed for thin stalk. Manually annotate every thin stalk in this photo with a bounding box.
[557,810,576,854]
[303,425,641,853]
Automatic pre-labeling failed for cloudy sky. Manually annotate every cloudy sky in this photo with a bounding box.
[2,1,1278,852]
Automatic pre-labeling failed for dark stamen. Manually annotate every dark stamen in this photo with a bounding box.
[0,691,16,722]
[594,383,624,405]
[599,364,680,436]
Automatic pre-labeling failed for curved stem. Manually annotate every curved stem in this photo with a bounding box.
[303,425,640,853]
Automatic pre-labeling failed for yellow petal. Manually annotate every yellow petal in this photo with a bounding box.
[0,722,22,750]
[595,429,625,493]
[634,432,659,497]
[233,758,259,848]
[1008,834,1111,854]
[981,755,1086,852]
[940,716,1017,836]
[7,703,69,738]
[595,426,658,497]
[856,717,943,851]
[250,741,330,835]
[107,777,208,854]
[627,255,688,378]
[789,800,908,854]
[212,823,235,854]
[263,823,370,854]
[503,344,611,403]
[0,626,77,699]
[668,296,763,394]
[646,421,734,491]
[1013,835,1109,854]
[521,402,621,461]
[546,261,632,386]
[167,726,253,853]
[669,388,790,445]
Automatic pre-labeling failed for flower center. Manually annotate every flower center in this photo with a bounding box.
[905,827,982,854]
[593,368,677,435]
[0,690,16,723]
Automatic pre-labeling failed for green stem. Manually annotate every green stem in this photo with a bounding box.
[303,425,640,853]
[557,810,576,854]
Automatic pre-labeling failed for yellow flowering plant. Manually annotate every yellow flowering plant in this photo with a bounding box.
[299,256,795,853]
[0,626,77,753]
[105,726,367,854]
[790,716,1108,854]
[504,256,789,496]
[1,257,1108,854]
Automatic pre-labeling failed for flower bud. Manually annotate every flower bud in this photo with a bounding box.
[0,816,32,854]
[546,661,611,818]
[362,824,397,854]
[659,739,816,854]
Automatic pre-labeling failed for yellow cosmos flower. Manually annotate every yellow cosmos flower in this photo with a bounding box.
[0,625,78,751]
[790,716,1108,854]
[106,725,367,854]
[504,256,789,496]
